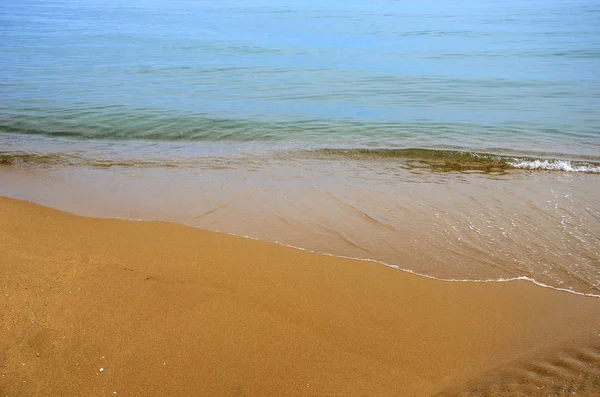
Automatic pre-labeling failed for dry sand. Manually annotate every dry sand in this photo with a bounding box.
[1,196,599,396]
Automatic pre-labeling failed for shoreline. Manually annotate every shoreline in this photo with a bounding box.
[222,238,600,299]
[1,191,598,299]
[1,196,600,396]
[2,161,599,297]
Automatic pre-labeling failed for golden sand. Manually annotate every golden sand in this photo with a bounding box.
[1,197,599,396]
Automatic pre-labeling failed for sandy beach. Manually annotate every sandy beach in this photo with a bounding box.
[1,196,599,396]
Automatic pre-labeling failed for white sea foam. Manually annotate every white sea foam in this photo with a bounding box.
[241,237,600,299]
[509,159,600,173]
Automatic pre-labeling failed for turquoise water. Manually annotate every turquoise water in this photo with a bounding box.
[1,0,600,158]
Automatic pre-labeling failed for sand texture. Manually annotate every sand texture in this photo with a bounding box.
[1,197,599,396]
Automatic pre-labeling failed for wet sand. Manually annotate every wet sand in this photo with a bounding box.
[1,196,599,396]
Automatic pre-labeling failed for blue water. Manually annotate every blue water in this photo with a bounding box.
[1,0,600,158]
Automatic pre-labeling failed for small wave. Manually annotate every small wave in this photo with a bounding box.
[0,152,159,168]
[303,148,600,174]
[3,146,600,175]
[0,150,256,170]
[509,159,600,173]
[0,152,65,166]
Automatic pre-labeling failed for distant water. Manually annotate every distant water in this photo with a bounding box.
[1,0,599,298]
[2,0,600,156]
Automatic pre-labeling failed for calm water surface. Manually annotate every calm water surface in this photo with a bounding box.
[2,0,599,154]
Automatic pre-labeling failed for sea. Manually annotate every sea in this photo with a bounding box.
[1,1,599,293]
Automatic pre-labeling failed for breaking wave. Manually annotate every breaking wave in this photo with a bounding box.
[2,146,600,174]
[302,148,600,174]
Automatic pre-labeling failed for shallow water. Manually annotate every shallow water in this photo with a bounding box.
[1,0,599,295]
[1,134,599,297]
